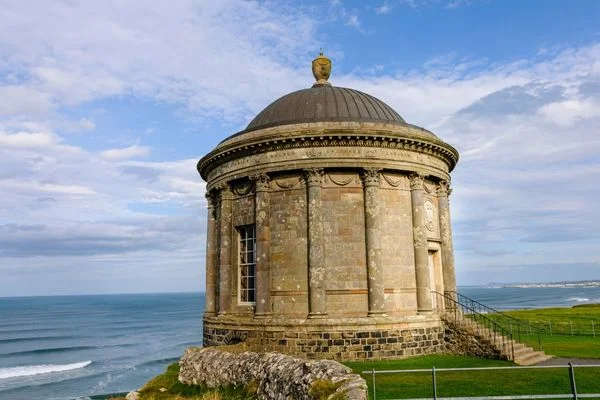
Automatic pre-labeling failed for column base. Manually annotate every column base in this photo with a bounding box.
[204,311,217,318]
[418,309,434,315]
[307,312,328,319]
[253,312,272,319]
[368,311,387,317]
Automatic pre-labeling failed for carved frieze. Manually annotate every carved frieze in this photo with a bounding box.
[325,172,360,187]
[381,173,406,188]
[199,132,459,181]
[206,146,449,184]
[424,199,435,232]
[232,180,253,196]
[273,175,303,190]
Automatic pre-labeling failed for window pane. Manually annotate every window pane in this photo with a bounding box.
[238,224,256,304]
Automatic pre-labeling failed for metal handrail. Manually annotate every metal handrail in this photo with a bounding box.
[447,291,544,348]
[434,291,515,361]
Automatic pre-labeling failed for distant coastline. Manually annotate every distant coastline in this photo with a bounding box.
[492,280,600,289]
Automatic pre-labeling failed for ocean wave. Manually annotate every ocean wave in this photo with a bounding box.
[567,297,590,302]
[1,346,97,357]
[0,335,79,344]
[0,361,92,379]
[136,356,180,368]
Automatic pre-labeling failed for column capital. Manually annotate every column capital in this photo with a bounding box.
[409,172,427,190]
[361,168,381,187]
[303,168,325,187]
[250,173,271,192]
[205,190,219,208]
[436,180,452,197]
[215,181,233,199]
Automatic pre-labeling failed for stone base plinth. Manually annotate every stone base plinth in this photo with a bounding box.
[203,314,445,361]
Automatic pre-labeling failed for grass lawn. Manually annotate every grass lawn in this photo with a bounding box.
[517,333,600,358]
[107,362,256,400]
[481,305,600,358]
[344,355,600,399]
[503,304,600,336]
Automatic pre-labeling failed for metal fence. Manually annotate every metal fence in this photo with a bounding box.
[362,363,600,400]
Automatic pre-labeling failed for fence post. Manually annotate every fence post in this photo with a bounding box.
[529,320,532,336]
[371,368,376,400]
[549,321,552,336]
[593,321,596,338]
[432,366,437,400]
[538,334,542,351]
[568,363,578,400]
[570,320,574,336]
[517,324,521,342]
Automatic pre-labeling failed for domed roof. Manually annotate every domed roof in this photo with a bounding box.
[246,85,406,132]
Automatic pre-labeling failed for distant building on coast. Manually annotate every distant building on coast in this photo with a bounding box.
[196,52,460,360]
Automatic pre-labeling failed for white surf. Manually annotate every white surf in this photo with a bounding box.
[0,360,92,379]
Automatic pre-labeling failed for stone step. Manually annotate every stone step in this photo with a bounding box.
[514,351,553,366]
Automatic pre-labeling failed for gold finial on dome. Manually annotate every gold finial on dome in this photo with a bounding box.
[312,50,332,87]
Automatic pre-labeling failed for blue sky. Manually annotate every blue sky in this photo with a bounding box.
[1,0,599,296]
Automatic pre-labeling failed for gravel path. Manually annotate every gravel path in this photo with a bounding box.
[536,357,600,365]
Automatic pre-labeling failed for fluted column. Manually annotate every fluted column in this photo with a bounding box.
[304,168,327,318]
[410,172,433,313]
[361,168,385,316]
[252,173,271,317]
[217,183,233,315]
[437,180,457,296]
[204,190,218,317]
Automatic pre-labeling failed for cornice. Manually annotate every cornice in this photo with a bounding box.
[198,128,459,181]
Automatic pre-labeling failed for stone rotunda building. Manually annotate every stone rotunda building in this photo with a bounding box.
[198,53,459,360]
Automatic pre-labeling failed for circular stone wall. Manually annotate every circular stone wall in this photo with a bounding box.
[197,58,458,360]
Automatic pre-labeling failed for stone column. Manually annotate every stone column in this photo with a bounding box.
[410,172,433,313]
[304,168,327,318]
[361,168,386,316]
[437,180,457,296]
[204,190,218,317]
[217,182,233,315]
[252,173,271,317]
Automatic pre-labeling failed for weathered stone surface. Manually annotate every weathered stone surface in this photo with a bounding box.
[443,324,502,359]
[179,347,367,400]
[203,318,446,361]
[197,62,459,361]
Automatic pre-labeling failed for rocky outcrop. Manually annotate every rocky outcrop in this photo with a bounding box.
[179,347,367,399]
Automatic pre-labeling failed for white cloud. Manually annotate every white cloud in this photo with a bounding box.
[0,130,58,148]
[1,1,600,292]
[375,2,393,14]
[538,98,599,126]
[0,1,318,123]
[101,145,151,160]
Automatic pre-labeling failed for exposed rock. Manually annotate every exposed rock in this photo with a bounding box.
[179,347,367,399]
[125,391,140,400]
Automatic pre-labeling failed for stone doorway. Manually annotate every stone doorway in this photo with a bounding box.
[428,245,444,310]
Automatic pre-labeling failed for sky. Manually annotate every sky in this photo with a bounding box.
[1,0,599,296]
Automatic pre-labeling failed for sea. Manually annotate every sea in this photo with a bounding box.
[1,287,600,400]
